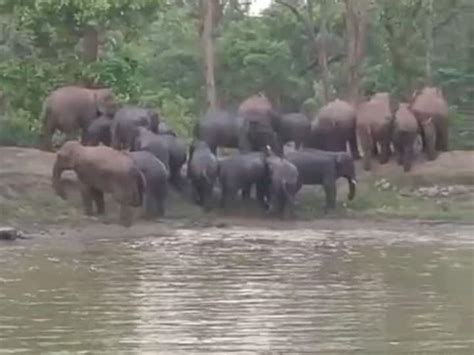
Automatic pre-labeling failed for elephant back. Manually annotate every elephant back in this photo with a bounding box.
[317,99,356,129]
[238,95,273,122]
[357,93,392,125]
[411,87,448,121]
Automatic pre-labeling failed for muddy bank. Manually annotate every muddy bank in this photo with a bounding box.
[0,147,473,231]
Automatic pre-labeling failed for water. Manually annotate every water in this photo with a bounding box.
[0,224,473,354]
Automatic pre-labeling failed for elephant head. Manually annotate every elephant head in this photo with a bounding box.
[52,140,82,199]
[94,89,118,118]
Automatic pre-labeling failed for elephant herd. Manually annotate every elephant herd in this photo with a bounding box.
[45,85,448,226]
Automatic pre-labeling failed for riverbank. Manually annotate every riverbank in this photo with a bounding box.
[1,147,473,233]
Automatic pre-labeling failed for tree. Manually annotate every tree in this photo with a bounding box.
[200,0,219,110]
[343,0,370,102]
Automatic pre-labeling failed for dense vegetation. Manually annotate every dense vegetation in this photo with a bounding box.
[0,0,472,147]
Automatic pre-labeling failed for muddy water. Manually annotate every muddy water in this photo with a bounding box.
[0,224,473,354]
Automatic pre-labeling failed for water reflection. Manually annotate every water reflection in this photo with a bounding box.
[0,226,473,353]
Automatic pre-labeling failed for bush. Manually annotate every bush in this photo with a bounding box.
[0,110,40,147]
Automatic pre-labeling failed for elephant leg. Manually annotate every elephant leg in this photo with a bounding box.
[403,143,414,172]
[349,127,361,160]
[143,191,157,219]
[323,179,337,212]
[436,117,449,152]
[40,118,55,151]
[256,180,269,210]
[358,127,373,171]
[91,188,105,215]
[379,138,391,164]
[242,183,252,200]
[119,204,133,227]
[80,186,95,216]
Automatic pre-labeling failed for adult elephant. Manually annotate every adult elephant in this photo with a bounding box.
[157,132,187,189]
[393,103,419,171]
[306,99,360,160]
[132,127,170,171]
[279,113,311,149]
[356,92,394,171]
[111,105,159,150]
[218,152,269,210]
[285,149,338,212]
[40,86,117,151]
[52,141,145,227]
[302,148,357,201]
[194,109,242,154]
[129,151,169,219]
[410,86,449,160]
[237,94,282,155]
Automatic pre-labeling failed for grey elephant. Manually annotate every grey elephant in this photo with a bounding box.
[187,140,219,210]
[285,149,340,212]
[40,86,117,151]
[393,103,419,171]
[111,105,160,150]
[52,141,145,227]
[132,127,170,171]
[218,152,269,210]
[410,86,449,160]
[279,113,311,149]
[356,92,394,170]
[306,99,360,160]
[238,94,283,155]
[194,109,242,154]
[82,115,112,146]
[303,149,357,200]
[264,148,299,218]
[157,133,187,190]
[128,151,169,218]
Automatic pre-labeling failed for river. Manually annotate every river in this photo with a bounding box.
[0,222,473,354]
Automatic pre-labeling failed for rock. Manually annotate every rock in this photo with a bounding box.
[0,227,23,241]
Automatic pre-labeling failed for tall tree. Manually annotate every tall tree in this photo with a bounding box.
[200,0,218,110]
[344,0,369,102]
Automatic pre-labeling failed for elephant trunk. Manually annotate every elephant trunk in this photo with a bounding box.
[52,159,67,199]
[347,177,356,201]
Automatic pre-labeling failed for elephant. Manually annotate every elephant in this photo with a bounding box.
[132,127,170,172]
[218,152,269,210]
[157,133,187,189]
[82,115,112,146]
[194,109,242,154]
[285,149,339,212]
[52,141,145,227]
[128,151,169,218]
[264,148,299,218]
[40,86,117,151]
[303,148,357,201]
[393,103,419,172]
[279,113,311,149]
[356,92,394,171]
[237,94,283,155]
[187,140,219,210]
[306,98,360,160]
[410,86,449,160]
[111,105,160,150]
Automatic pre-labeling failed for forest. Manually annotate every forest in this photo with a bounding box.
[0,0,472,147]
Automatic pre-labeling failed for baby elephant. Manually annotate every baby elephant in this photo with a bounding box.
[393,103,418,172]
[187,140,219,210]
[264,149,299,218]
[52,141,145,227]
[83,115,112,146]
[129,151,169,218]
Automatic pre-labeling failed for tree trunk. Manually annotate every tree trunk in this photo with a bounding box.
[318,0,330,102]
[200,0,218,110]
[82,26,99,63]
[344,0,369,103]
[425,0,434,84]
